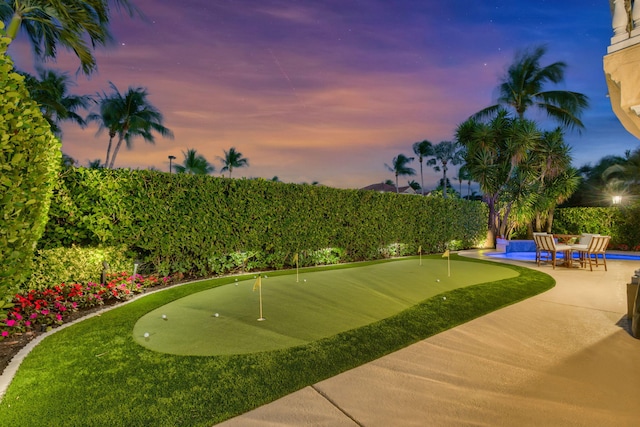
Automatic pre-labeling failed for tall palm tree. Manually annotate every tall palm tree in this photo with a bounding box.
[412,139,433,196]
[87,82,173,169]
[471,45,589,132]
[385,154,415,193]
[20,67,91,136]
[427,141,464,199]
[456,164,473,199]
[218,147,249,178]
[174,148,214,175]
[0,0,141,75]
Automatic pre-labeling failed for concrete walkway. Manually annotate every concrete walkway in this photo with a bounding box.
[219,251,640,426]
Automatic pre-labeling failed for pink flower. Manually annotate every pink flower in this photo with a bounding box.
[30,313,38,319]
[41,309,49,315]
[25,321,31,327]
[1,331,8,337]
[6,319,16,327]
[56,314,62,322]
[14,313,23,320]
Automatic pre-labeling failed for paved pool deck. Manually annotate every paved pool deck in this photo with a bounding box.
[218,250,640,427]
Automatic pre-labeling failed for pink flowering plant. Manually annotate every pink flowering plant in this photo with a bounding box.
[1,272,169,340]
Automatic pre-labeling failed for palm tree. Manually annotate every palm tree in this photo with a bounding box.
[20,68,91,135]
[456,164,473,199]
[87,82,173,169]
[407,180,421,192]
[412,139,433,195]
[0,0,141,75]
[385,154,415,193]
[218,147,249,178]
[427,141,463,199]
[174,148,214,175]
[471,45,589,132]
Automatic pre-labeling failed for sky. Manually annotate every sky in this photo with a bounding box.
[6,0,640,190]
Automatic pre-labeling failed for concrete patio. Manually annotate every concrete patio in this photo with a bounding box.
[219,250,640,426]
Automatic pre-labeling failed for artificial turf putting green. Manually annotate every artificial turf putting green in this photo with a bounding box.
[133,258,518,355]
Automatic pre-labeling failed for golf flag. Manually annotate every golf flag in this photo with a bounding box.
[252,275,262,291]
[293,252,300,282]
[442,250,451,277]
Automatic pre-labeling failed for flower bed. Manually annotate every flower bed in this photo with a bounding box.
[1,273,168,339]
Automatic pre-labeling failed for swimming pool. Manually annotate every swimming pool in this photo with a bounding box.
[487,251,640,262]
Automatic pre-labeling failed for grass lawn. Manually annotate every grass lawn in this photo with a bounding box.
[0,255,553,427]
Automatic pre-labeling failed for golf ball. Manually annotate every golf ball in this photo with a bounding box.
[161,314,167,320]
[304,279,307,282]
[214,313,219,317]
[436,279,440,282]
[443,297,447,300]
[143,332,150,338]
[264,275,268,278]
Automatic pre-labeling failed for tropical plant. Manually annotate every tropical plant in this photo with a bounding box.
[87,159,103,169]
[174,148,214,175]
[20,67,91,135]
[0,24,61,294]
[0,0,141,75]
[412,139,433,195]
[471,45,589,132]
[218,147,249,177]
[385,154,415,193]
[427,141,464,199]
[87,82,173,169]
[456,164,473,199]
[456,110,540,243]
[407,180,421,192]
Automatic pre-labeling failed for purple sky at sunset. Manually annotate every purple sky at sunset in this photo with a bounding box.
[7,0,639,190]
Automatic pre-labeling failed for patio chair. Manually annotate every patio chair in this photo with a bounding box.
[533,232,548,265]
[537,234,573,269]
[577,235,611,271]
[570,233,600,265]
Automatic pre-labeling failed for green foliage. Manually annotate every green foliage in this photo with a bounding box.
[552,207,623,243]
[0,23,61,295]
[39,170,488,277]
[26,245,133,290]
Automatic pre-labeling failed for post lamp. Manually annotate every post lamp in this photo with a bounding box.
[613,195,622,205]
[168,155,176,173]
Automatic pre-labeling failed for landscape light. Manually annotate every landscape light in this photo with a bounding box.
[168,155,176,173]
[612,195,622,205]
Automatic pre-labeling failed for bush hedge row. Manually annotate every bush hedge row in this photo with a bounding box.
[0,24,61,294]
[552,205,640,249]
[38,168,488,277]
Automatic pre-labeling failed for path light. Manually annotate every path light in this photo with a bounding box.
[133,260,140,278]
[168,155,176,173]
[613,195,622,205]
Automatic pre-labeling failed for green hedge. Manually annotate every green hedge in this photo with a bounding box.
[26,245,133,290]
[0,23,61,295]
[552,205,640,249]
[39,169,488,277]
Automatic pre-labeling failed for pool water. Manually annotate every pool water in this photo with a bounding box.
[487,251,640,262]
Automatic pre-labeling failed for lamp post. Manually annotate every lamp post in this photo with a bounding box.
[168,155,176,174]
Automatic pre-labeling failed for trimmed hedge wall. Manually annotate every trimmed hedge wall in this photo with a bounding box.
[552,205,640,249]
[0,23,61,294]
[39,168,488,276]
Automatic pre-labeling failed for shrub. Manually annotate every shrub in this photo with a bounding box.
[0,22,61,296]
[26,245,134,290]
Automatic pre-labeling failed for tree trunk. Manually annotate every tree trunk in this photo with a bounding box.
[420,162,424,196]
[108,136,125,169]
[104,135,114,168]
[545,207,555,233]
